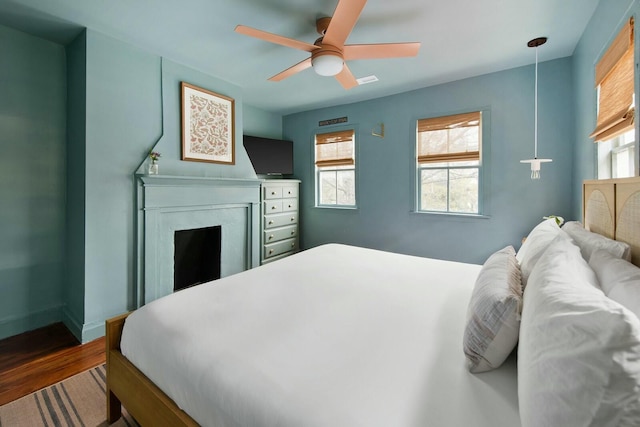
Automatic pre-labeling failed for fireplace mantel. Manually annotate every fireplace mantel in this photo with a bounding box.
[136,175,261,306]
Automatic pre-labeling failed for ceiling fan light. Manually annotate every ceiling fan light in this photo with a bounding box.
[312,53,343,76]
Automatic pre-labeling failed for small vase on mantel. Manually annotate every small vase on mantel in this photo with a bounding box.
[148,160,159,175]
[148,151,161,175]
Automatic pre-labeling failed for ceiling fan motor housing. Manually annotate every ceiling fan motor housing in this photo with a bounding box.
[316,17,332,35]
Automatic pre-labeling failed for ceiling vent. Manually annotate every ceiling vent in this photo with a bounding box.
[356,75,379,85]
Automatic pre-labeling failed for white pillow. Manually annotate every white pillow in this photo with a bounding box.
[589,249,640,319]
[519,233,640,427]
[516,218,561,287]
[563,221,632,262]
[463,246,522,373]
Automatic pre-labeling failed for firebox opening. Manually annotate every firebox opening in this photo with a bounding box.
[174,225,221,291]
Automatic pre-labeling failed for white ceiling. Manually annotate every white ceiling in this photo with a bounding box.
[1,0,600,115]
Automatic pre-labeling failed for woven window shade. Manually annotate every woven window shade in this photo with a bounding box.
[315,130,354,167]
[591,17,635,142]
[417,111,481,164]
[417,111,480,133]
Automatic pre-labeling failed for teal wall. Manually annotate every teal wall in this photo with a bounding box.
[571,0,638,219]
[1,25,280,342]
[132,59,258,179]
[80,30,164,341]
[76,30,264,341]
[64,31,87,338]
[243,104,283,139]
[0,25,67,338]
[284,58,574,264]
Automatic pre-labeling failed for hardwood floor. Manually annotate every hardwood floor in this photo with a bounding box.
[0,322,105,406]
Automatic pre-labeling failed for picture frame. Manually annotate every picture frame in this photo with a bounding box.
[181,82,235,165]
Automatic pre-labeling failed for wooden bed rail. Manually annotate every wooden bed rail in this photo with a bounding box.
[106,312,129,423]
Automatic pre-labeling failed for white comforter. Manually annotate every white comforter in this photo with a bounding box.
[121,243,519,427]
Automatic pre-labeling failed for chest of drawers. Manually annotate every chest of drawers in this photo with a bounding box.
[261,180,300,264]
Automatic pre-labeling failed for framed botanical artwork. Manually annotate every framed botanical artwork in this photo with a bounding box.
[181,82,235,165]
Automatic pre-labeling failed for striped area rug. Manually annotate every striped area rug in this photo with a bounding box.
[0,364,137,426]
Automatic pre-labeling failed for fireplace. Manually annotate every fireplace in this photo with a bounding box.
[174,225,221,291]
[136,176,262,305]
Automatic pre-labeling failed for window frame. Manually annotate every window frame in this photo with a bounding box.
[414,110,488,216]
[314,127,358,209]
[598,128,637,179]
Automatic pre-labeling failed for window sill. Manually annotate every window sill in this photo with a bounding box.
[314,205,358,211]
[411,211,490,220]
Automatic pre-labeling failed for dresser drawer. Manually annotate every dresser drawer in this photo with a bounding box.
[281,198,298,212]
[264,225,297,244]
[264,200,283,214]
[264,212,298,229]
[264,238,297,259]
[282,186,298,198]
[263,186,283,199]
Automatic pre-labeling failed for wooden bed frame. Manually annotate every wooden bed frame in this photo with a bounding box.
[107,177,640,426]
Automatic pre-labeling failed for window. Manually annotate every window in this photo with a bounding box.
[592,17,637,178]
[417,111,482,214]
[315,129,356,207]
[598,129,637,179]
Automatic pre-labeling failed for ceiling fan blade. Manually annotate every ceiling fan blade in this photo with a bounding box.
[268,58,313,82]
[322,0,368,48]
[235,25,319,52]
[344,42,421,60]
[335,64,358,90]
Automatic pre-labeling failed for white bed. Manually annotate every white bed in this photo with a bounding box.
[107,177,640,427]
[120,244,520,427]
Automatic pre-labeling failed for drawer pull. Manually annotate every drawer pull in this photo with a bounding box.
[268,220,274,225]
[269,249,274,254]
[291,243,295,248]
[291,230,295,235]
[271,206,277,210]
[271,191,276,195]
[290,217,295,221]
[288,204,292,208]
[268,234,274,240]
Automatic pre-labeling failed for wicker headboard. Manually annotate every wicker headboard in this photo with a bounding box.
[583,177,640,267]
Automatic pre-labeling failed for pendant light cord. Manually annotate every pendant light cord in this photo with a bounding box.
[521,36,549,179]
[534,46,538,159]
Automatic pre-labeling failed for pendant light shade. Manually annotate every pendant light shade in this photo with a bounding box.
[520,158,552,179]
[521,37,552,179]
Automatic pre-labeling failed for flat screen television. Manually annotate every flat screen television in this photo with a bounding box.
[243,135,294,176]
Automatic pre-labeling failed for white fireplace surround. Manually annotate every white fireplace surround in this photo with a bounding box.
[136,175,261,305]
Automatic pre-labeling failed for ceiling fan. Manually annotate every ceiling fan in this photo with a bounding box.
[235,0,421,89]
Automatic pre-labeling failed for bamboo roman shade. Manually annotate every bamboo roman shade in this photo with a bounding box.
[417,111,481,164]
[315,130,355,167]
[591,17,635,142]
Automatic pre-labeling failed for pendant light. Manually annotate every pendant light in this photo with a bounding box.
[520,37,552,179]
